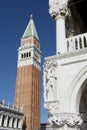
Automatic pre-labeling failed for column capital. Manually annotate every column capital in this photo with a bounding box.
[48,113,83,128]
[49,0,70,19]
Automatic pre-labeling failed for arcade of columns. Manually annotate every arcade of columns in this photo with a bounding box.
[0,101,23,130]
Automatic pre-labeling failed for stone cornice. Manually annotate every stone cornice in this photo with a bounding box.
[45,48,87,66]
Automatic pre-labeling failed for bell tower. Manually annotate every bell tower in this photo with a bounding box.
[14,15,41,130]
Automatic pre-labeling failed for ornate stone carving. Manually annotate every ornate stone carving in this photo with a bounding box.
[44,100,59,112]
[44,60,57,102]
[48,116,64,127]
[67,115,83,127]
[49,0,68,7]
[48,113,83,128]
[44,60,57,72]
[49,0,70,19]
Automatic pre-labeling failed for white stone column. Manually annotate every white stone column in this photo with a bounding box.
[0,114,3,126]
[3,116,8,127]
[18,119,23,129]
[49,0,70,54]
[9,117,13,127]
[14,118,18,128]
[56,15,66,54]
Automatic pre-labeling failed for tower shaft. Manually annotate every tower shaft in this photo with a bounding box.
[14,16,41,130]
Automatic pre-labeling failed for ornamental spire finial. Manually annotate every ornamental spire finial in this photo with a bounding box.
[30,14,33,19]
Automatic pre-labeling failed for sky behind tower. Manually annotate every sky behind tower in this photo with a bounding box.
[0,0,56,123]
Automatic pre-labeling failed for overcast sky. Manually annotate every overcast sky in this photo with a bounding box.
[0,0,56,123]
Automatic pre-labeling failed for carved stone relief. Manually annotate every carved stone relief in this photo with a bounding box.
[44,100,59,114]
[44,60,57,102]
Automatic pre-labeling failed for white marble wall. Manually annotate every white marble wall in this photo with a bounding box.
[44,49,87,130]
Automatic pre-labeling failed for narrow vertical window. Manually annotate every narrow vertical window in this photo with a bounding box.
[21,54,23,59]
[26,52,28,57]
[67,41,69,52]
[46,91,48,100]
[75,39,78,49]
[29,52,31,57]
[84,36,87,48]
[79,37,82,49]
[24,53,26,58]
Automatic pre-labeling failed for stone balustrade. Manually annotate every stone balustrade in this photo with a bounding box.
[0,101,23,113]
[0,102,23,130]
[66,33,87,52]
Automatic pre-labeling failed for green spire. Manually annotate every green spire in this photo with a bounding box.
[22,14,39,40]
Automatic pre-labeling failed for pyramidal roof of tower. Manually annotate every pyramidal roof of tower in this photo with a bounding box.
[22,14,39,40]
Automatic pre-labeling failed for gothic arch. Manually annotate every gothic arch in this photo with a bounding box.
[67,65,87,113]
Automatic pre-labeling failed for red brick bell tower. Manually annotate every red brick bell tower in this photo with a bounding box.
[14,15,41,130]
